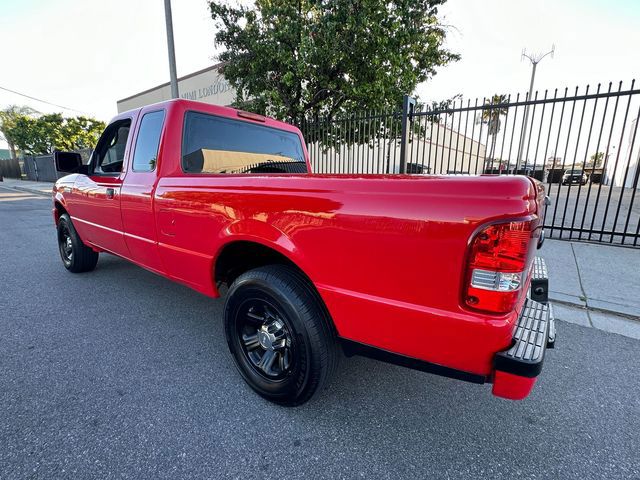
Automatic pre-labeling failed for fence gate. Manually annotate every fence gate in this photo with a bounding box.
[300,81,640,247]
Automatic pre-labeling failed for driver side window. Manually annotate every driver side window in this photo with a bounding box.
[93,119,131,174]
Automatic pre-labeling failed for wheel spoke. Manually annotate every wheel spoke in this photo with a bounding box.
[278,351,283,371]
[242,333,260,351]
[263,305,277,321]
[246,310,265,323]
[257,349,277,376]
[60,230,73,262]
[237,300,294,379]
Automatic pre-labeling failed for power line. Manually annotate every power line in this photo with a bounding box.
[0,85,88,115]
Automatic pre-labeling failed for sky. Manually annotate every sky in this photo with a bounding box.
[1,0,640,149]
[416,0,640,103]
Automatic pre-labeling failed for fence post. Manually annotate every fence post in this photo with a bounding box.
[399,95,416,174]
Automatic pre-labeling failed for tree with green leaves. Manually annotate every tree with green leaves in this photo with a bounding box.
[0,105,38,159]
[209,0,459,122]
[3,109,105,156]
[586,151,605,169]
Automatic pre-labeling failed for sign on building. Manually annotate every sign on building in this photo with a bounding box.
[117,63,236,113]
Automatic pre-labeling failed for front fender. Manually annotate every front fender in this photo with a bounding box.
[52,174,79,225]
[52,190,68,225]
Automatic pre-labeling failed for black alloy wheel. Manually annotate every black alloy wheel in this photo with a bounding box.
[224,265,339,406]
[58,222,74,267]
[236,298,294,380]
[56,213,99,273]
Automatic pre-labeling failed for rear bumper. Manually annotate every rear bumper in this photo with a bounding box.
[492,257,556,400]
[336,256,555,401]
[563,177,586,184]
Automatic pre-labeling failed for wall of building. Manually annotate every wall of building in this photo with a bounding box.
[609,118,640,189]
[117,64,237,113]
[307,122,487,175]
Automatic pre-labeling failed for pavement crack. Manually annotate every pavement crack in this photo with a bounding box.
[570,242,594,327]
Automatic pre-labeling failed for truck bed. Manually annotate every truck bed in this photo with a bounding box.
[152,173,541,376]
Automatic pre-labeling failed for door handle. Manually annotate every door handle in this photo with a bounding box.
[106,188,115,199]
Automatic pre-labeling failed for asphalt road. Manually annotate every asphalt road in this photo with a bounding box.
[1,186,639,479]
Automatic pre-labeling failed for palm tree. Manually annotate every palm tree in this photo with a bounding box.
[477,94,508,170]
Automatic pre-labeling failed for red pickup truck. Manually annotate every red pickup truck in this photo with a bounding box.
[52,99,555,406]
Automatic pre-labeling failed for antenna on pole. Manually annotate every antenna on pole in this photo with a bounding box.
[522,44,555,65]
[516,44,555,170]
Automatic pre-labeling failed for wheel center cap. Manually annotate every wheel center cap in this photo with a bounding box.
[258,330,274,350]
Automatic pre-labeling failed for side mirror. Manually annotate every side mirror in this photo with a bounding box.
[54,151,85,174]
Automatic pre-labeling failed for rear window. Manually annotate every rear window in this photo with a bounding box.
[181,111,307,174]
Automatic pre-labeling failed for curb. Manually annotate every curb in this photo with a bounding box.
[1,184,52,197]
[550,297,640,322]
[550,287,640,321]
[551,300,640,340]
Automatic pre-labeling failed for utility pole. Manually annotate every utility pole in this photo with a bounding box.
[516,45,555,170]
[164,0,179,99]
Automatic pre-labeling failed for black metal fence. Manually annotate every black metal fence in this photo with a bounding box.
[300,81,640,247]
[22,154,61,182]
[0,149,92,182]
[0,157,22,179]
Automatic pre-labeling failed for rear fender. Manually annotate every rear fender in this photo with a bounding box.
[213,218,312,293]
[220,219,299,257]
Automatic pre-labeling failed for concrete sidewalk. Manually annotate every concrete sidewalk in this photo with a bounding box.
[0,178,53,195]
[539,239,640,319]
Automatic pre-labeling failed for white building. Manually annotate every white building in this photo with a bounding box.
[609,118,640,189]
[117,63,236,113]
[308,121,487,175]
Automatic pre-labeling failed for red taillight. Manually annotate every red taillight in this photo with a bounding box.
[465,220,534,314]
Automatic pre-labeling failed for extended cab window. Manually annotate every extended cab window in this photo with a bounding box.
[132,110,165,172]
[181,111,307,174]
[93,119,131,174]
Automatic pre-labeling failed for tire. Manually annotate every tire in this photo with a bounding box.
[224,265,339,406]
[57,213,99,273]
